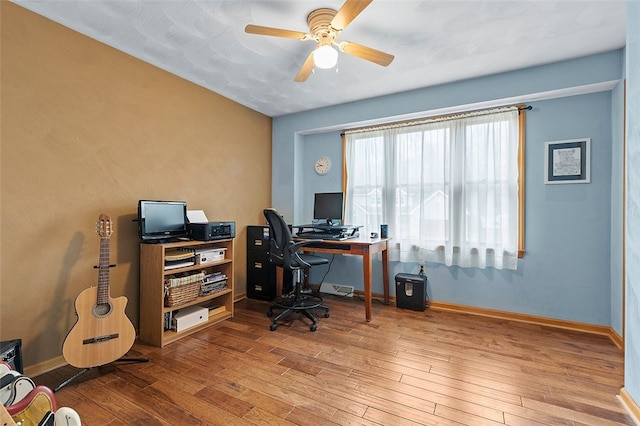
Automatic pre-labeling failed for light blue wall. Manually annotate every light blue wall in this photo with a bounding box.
[624,0,640,406]
[273,51,622,223]
[273,51,623,327]
[517,93,612,324]
[284,93,615,326]
[300,131,344,221]
[611,65,626,337]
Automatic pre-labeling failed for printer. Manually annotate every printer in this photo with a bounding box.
[188,221,235,241]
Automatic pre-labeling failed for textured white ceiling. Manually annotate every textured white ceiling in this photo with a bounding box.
[11,0,627,117]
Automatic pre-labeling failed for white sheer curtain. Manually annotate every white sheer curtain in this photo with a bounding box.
[345,109,519,270]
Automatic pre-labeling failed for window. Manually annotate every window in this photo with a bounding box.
[344,107,525,270]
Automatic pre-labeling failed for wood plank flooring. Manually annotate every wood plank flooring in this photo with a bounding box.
[35,296,634,425]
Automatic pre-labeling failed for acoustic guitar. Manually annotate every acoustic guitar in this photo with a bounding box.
[62,214,135,368]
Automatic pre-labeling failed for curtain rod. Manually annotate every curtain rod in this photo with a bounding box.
[341,104,531,136]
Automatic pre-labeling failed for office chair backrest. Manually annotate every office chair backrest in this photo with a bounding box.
[263,208,294,269]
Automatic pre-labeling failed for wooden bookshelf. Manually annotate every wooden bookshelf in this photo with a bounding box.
[139,239,234,347]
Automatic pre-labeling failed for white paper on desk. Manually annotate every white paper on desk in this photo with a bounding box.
[187,210,208,223]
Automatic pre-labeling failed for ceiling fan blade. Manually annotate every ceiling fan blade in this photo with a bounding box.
[340,41,394,66]
[294,52,316,82]
[331,0,373,31]
[245,24,308,40]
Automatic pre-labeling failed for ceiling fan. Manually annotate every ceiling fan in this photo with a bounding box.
[245,0,394,82]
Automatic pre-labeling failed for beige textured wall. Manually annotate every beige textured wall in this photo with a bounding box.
[0,3,272,372]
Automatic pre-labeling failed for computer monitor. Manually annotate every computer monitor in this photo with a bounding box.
[313,192,344,226]
[137,200,189,242]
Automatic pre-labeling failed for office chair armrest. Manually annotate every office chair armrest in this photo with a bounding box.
[290,239,323,250]
[286,240,323,268]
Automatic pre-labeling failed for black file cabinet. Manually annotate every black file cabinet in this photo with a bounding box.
[247,225,294,300]
[247,226,277,300]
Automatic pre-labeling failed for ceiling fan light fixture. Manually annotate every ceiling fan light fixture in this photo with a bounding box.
[313,45,338,69]
[246,1,393,82]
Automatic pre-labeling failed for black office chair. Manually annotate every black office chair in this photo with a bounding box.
[263,208,330,331]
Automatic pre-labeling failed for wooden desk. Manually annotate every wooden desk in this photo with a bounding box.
[299,237,390,322]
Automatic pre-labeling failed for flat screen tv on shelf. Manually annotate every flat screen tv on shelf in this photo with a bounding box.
[137,200,189,242]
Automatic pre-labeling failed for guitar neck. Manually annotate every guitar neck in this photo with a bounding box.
[97,237,111,305]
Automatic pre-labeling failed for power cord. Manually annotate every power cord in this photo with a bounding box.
[305,254,337,295]
[318,254,336,284]
[318,254,356,298]
[418,265,431,308]
[352,292,389,304]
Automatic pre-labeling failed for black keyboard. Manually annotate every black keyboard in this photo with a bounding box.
[296,232,347,240]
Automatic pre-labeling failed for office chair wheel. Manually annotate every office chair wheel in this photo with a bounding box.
[310,323,317,332]
[270,323,278,331]
[266,309,273,317]
[324,312,330,318]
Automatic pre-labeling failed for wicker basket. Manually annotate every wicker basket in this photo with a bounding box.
[165,281,201,307]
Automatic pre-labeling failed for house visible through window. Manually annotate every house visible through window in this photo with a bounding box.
[344,106,525,270]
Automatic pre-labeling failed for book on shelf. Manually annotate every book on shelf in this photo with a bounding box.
[164,259,195,270]
[165,249,195,261]
[203,272,227,284]
[207,305,226,317]
[164,311,173,331]
[200,280,227,296]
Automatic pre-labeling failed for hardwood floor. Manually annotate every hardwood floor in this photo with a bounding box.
[36,296,634,425]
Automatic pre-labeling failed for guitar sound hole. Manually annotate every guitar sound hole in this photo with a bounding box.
[93,303,112,317]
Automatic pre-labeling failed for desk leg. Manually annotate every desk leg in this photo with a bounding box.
[382,246,389,305]
[363,248,373,322]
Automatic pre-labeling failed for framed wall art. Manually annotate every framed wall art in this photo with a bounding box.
[544,138,591,184]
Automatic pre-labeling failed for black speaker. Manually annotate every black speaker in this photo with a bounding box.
[0,339,23,373]
[395,273,427,311]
